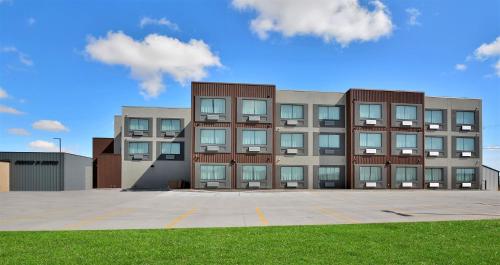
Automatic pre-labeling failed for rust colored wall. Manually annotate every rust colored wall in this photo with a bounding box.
[93,138,121,188]
[346,89,425,189]
[191,82,276,188]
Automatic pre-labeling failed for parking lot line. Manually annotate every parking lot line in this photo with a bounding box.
[165,208,197,229]
[63,208,136,229]
[255,207,269,225]
[317,207,359,224]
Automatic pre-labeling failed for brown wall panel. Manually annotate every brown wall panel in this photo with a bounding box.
[191,82,276,189]
[96,154,121,188]
[92,138,114,158]
[347,89,425,189]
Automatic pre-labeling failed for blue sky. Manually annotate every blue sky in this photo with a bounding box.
[0,0,499,168]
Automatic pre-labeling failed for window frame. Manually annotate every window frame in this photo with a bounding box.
[395,105,418,121]
[395,167,418,182]
[280,133,305,148]
[359,103,382,120]
[280,104,305,119]
[359,132,382,148]
[241,165,268,181]
[200,98,226,114]
[280,166,305,181]
[359,166,382,181]
[425,168,444,182]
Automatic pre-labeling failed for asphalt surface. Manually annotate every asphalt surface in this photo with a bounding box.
[0,189,499,231]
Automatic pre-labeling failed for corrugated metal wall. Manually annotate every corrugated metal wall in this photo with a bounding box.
[191,82,276,188]
[0,152,64,191]
[346,89,425,189]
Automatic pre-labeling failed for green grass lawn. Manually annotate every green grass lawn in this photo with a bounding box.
[0,220,499,265]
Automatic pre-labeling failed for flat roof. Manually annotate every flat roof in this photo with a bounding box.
[0,151,91,159]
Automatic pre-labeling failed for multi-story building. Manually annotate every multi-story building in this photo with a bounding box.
[93,82,483,190]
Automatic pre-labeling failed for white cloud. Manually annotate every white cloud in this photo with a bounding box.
[7,128,30,136]
[0,104,23,114]
[0,87,7,98]
[232,0,393,46]
[474,37,500,59]
[455,64,467,71]
[27,17,36,26]
[85,31,222,98]
[405,8,421,26]
[32,120,69,132]
[29,140,59,152]
[139,17,179,30]
[473,36,500,77]
[0,46,34,66]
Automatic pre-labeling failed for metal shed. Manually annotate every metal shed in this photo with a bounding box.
[0,152,92,191]
[481,165,499,191]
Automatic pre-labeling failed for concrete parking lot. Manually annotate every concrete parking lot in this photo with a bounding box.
[0,190,499,231]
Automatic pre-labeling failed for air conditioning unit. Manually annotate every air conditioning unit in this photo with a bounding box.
[461,182,472,188]
[461,125,472,131]
[402,121,413,126]
[461,152,472,157]
[365,119,377,125]
[365,182,377,188]
[428,151,439,157]
[286,148,298,154]
[248,115,261,122]
[324,181,336,188]
[164,155,175,160]
[132,154,144,160]
[365,149,377,154]
[323,120,336,126]
[248,146,261,152]
[402,149,413,155]
[324,149,336,155]
[163,131,176,137]
[206,114,220,121]
[286,181,298,188]
[286,119,298,125]
[429,182,440,188]
[132,130,144,136]
[206,146,220,152]
[206,182,219,188]
[248,182,261,188]
[429,124,440,130]
[402,182,413,188]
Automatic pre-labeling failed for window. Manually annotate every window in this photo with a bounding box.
[128,142,149,154]
[161,142,181,155]
[280,167,304,181]
[242,130,267,145]
[359,166,381,181]
[359,104,381,119]
[319,134,340,148]
[396,134,417,148]
[242,100,267,115]
[318,106,340,120]
[396,105,417,120]
[456,168,475,182]
[395,167,417,182]
[200,165,226,180]
[425,168,443,182]
[200,98,225,114]
[425,110,443,124]
[281,104,304,119]
[161,119,181,132]
[425,137,443,151]
[281,133,304,148]
[200,129,226,145]
[359,133,382,148]
[318,167,340,181]
[456,111,475,125]
[456,138,474,151]
[129,118,149,131]
[242,165,267,181]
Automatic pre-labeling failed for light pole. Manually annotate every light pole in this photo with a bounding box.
[53,138,62,153]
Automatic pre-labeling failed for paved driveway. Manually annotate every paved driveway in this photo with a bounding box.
[0,190,499,231]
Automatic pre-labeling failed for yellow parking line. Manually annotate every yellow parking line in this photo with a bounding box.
[317,207,359,224]
[63,208,136,229]
[255,207,269,225]
[165,208,197,229]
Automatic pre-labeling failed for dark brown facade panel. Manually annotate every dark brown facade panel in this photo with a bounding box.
[235,123,272,128]
[234,154,273,163]
[193,122,231,128]
[193,154,232,163]
[349,89,424,104]
[192,82,275,98]
[92,138,114,158]
[96,154,121,188]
